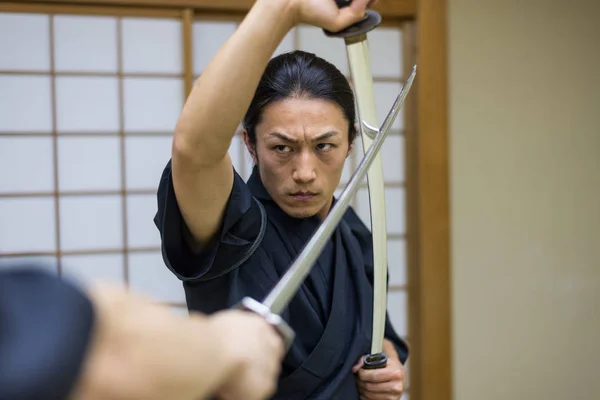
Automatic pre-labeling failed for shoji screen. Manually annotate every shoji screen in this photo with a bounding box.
[0,10,187,312]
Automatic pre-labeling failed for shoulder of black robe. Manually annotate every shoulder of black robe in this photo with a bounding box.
[0,266,95,400]
[341,206,410,365]
[154,160,264,283]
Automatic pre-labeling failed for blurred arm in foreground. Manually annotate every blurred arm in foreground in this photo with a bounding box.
[0,264,284,400]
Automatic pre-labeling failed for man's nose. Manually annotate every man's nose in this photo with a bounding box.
[292,151,316,183]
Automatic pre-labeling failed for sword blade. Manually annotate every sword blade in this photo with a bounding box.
[262,67,417,315]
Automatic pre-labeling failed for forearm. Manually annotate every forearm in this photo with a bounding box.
[383,338,400,360]
[174,0,297,164]
[70,286,238,400]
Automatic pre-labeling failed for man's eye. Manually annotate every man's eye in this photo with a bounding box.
[316,143,333,151]
[274,145,292,153]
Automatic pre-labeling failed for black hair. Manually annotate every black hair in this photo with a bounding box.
[242,50,357,153]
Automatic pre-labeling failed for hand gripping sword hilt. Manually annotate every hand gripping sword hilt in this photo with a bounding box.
[323,0,382,38]
[235,296,296,353]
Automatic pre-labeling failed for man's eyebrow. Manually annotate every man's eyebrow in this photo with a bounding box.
[311,131,339,142]
[267,130,339,143]
[268,132,299,144]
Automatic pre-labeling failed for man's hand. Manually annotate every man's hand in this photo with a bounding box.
[352,340,407,400]
[290,0,378,33]
[209,310,284,400]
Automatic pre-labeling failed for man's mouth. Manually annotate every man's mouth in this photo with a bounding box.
[290,192,317,201]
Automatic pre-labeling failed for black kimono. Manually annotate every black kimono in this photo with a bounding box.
[155,163,408,400]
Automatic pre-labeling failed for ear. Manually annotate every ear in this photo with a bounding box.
[347,140,354,158]
[242,129,258,164]
[349,121,360,157]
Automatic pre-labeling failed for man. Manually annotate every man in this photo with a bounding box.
[0,264,283,400]
[154,0,408,399]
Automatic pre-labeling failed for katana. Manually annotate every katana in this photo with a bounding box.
[324,0,390,370]
[237,64,417,352]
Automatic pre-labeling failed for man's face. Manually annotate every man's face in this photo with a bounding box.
[245,97,352,220]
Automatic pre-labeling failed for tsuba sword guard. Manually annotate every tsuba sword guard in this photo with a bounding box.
[362,352,388,370]
[236,296,296,353]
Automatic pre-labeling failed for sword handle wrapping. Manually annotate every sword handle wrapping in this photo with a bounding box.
[362,352,388,369]
[235,297,296,353]
[324,0,382,38]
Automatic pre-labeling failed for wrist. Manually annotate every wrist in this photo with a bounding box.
[254,0,298,30]
[383,338,400,360]
[204,315,245,385]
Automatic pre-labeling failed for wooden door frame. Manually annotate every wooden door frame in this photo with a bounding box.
[414,0,452,399]
[2,1,452,399]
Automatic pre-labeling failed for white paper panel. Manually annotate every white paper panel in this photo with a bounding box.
[374,81,404,130]
[53,15,118,73]
[59,196,123,251]
[356,186,406,234]
[340,157,354,186]
[297,25,349,76]
[128,252,186,303]
[193,21,237,75]
[0,255,58,274]
[273,28,296,57]
[0,137,54,193]
[382,134,405,183]
[126,194,161,248]
[58,137,121,191]
[125,136,172,190]
[352,131,405,184]
[388,290,408,337]
[123,77,183,132]
[385,187,406,235]
[0,13,50,70]
[0,197,56,253]
[55,76,120,133]
[368,27,403,78]
[0,75,52,132]
[62,253,125,286]
[388,238,407,286]
[122,18,182,74]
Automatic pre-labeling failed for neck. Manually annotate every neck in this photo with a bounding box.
[316,196,335,221]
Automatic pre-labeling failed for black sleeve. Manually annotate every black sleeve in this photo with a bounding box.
[0,266,95,400]
[343,207,410,365]
[154,160,265,282]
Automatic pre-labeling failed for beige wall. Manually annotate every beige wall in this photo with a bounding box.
[448,0,600,399]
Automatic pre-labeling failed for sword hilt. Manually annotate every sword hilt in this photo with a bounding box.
[323,0,382,38]
[362,352,388,369]
[235,296,296,353]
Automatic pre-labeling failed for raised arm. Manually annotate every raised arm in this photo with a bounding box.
[171,0,373,246]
